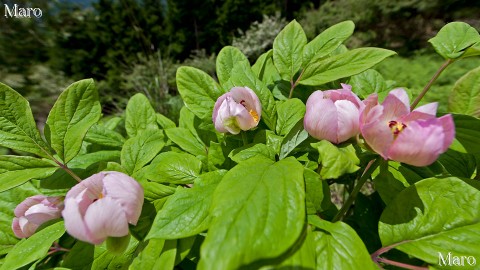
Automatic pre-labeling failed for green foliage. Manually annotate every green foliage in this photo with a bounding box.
[428,22,480,60]
[449,66,480,117]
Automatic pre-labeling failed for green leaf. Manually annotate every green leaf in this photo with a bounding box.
[428,22,480,59]
[300,48,396,86]
[177,66,224,120]
[279,120,309,160]
[84,124,125,148]
[62,241,94,270]
[462,42,480,58]
[438,149,476,178]
[207,141,225,169]
[304,168,332,214]
[276,98,305,136]
[121,129,165,175]
[129,239,165,270]
[198,157,305,270]
[273,20,307,81]
[45,79,101,163]
[147,171,224,239]
[275,228,316,269]
[228,63,277,130]
[165,127,206,156]
[216,46,250,86]
[379,177,480,268]
[156,113,176,129]
[448,66,480,117]
[142,181,176,201]
[373,161,408,205]
[0,221,65,270]
[0,82,52,158]
[68,150,121,170]
[229,143,276,163]
[125,93,158,138]
[348,69,388,98]
[311,141,360,179]
[91,238,139,270]
[146,152,202,184]
[303,20,355,66]
[309,216,377,270]
[0,156,58,192]
[252,49,273,80]
[452,114,480,154]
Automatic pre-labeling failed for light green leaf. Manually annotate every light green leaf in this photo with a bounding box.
[147,171,224,239]
[129,239,165,270]
[0,221,65,270]
[84,124,125,148]
[121,129,165,175]
[303,20,355,66]
[45,79,101,163]
[311,141,360,179]
[91,238,139,270]
[198,157,305,270]
[177,66,224,120]
[68,150,121,169]
[142,181,176,201]
[0,156,58,192]
[125,93,158,138]
[165,127,206,156]
[273,20,307,81]
[300,48,396,86]
[276,98,305,136]
[229,143,276,163]
[462,42,480,58]
[448,66,480,117]
[156,113,176,129]
[274,229,316,269]
[216,46,250,85]
[304,168,332,215]
[349,69,388,98]
[0,83,52,158]
[372,161,408,205]
[452,114,480,154]
[428,22,480,59]
[309,216,377,270]
[146,152,202,184]
[279,120,309,160]
[207,141,225,169]
[252,49,273,80]
[379,177,480,268]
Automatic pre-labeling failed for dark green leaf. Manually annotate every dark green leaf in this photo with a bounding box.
[448,66,480,117]
[276,98,305,136]
[84,124,125,148]
[428,22,480,59]
[273,20,307,81]
[452,114,480,154]
[279,120,309,160]
[348,69,388,98]
[216,46,250,85]
[165,127,206,156]
[156,113,176,129]
[146,152,202,184]
[304,168,332,214]
[125,93,158,138]
[311,141,360,179]
[229,143,276,163]
[121,129,165,175]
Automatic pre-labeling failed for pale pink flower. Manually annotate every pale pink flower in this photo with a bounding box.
[212,86,262,134]
[360,88,454,166]
[12,195,64,238]
[62,171,143,245]
[304,84,365,144]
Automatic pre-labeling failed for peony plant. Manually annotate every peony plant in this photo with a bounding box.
[0,20,479,270]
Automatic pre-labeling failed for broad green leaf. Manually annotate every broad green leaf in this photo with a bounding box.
[309,216,377,270]
[311,141,360,179]
[177,66,224,120]
[147,171,224,239]
[0,182,39,255]
[154,240,177,270]
[142,181,176,201]
[462,42,480,58]
[102,116,122,130]
[156,113,176,129]
[0,83,52,158]
[349,69,388,98]
[229,143,276,163]
[252,49,273,80]
[279,120,309,160]
[125,93,158,138]
[273,20,307,81]
[379,177,480,268]
[84,124,125,148]
[438,149,476,178]
[207,141,225,169]
[303,20,355,66]
[216,46,250,86]
[274,229,316,269]
[276,98,305,136]
[121,129,165,175]
[0,156,58,192]
[428,22,480,59]
[129,239,165,270]
[0,221,65,270]
[68,150,121,169]
[46,79,101,163]
[448,66,480,117]
[165,127,206,156]
[373,161,408,205]
[228,63,277,130]
[146,152,202,184]
[62,241,94,270]
[300,48,396,86]
[452,114,480,154]
[304,168,332,214]
[90,238,139,270]
[198,157,305,270]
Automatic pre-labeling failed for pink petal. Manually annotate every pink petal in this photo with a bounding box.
[16,216,39,238]
[66,172,104,201]
[62,196,96,244]
[14,195,45,217]
[24,204,62,225]
[334,100,361,143]
[381,88,410,120]
[361,119,394,160]
[230,87,262,119]
[360,94,379,127]
[83,197,129,243]
[438,114,455,151]
[102,172,144,225]
[212,93,229,124]
[325,85,364,110]
[304,97,338,142]
[12,217,28,238]
[387,120,445,166]
[413,102,438,116]
[214,98,231,133]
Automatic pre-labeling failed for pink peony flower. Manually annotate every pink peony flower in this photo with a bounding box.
[360,88,454,166]
[212,86,262,134]
[62,171,143,245]
[12,195,64,238]
[304,84,365,144]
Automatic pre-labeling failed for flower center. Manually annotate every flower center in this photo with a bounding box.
[240,100,259,123]
[388,120,407,135]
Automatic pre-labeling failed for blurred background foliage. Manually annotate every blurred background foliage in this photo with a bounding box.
[1,0,479,122]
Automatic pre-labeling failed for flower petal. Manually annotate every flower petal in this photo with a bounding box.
[83,197,129,243]
[304,97,338,142]
[62,196,96,244]
[361,119,394,160]
[212,92,229,124]
[230,86,262,119]
[24,204,62,225]
[334,100,361,143]
[214,98,232,133]
[381,88,410,120]
[14,195,45,217]
[439,114,455,151]
[12,217,28,238]
[66,172,104,201]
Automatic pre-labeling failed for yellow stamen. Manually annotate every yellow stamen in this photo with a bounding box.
[249,109,259,123]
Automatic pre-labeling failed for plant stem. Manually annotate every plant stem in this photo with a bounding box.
[241,131,248,146]
[288,70,304,99]
[410,59,453,110]
[376,257,428,270]
[332,158,379,222]
[371,240,429,270]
